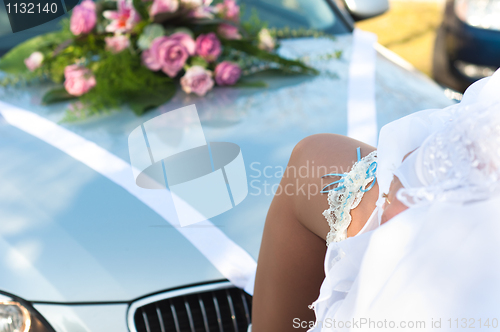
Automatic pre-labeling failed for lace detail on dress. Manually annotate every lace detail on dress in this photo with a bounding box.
[322,150,377,246]
[397,100,500,206]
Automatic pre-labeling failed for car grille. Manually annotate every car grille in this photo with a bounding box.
[132,284,252,332]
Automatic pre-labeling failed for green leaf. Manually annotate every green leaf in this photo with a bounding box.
[131,20,150,35]
[191,17,226,25]
[42,87,78,104]
[0,31,70,74]
[224,39,319,75]
[132,0,150,21]
[190,56,209,68]
[137,23,166,50]
[126,85,177,115]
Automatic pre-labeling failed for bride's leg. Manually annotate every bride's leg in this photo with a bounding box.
[252,134,378,332]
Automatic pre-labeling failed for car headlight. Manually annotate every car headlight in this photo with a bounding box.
[455,0,500,30]
[0,295,54,332]
[0,301,30,332]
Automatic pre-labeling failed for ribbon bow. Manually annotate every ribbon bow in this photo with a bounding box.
[321,147,377,194]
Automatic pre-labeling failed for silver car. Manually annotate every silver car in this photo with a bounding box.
[0,0,452,331]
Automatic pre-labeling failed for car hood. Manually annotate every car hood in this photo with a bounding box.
[0,35,452,302]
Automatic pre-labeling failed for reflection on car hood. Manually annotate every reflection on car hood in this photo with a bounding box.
[0,35,452,302]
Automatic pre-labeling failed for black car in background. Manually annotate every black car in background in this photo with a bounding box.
[433,0,500,93]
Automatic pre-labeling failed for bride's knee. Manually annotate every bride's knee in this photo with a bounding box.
[290,134,340,168]
[289,134,362,173]
[283,133,353,202]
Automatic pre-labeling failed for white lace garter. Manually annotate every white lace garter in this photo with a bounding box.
[322,149,377,245]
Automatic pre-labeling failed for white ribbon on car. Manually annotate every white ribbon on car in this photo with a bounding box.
[0,101,257,294]
[347,28,378,147]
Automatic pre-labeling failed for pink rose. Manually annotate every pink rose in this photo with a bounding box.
[216,0,239,22]
[64,65,96,96]
[24,51,44,71]
[142,33,195,77]
[103,0,140,33]
[217,23,241,40]
[70,0,96,36]
[149,0,179,17]
[180,66,214,96]
[105,35,130,53]
[170,32,196,55]
[195,32,221,62]
[214,61,241,86]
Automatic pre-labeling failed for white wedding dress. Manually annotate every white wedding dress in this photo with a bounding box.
[308,69,500,331]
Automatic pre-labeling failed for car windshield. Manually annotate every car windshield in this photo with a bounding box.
[239,0,348,33]
[0,0,348,56]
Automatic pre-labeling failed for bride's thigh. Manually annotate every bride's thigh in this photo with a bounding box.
[285,133,379,241]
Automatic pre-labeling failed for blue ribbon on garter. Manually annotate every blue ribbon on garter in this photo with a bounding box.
[320,147,377,194]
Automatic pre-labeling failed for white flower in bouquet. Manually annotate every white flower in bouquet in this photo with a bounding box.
[24,52,44,71]
[103,0,141,33]
[258,28,276,52]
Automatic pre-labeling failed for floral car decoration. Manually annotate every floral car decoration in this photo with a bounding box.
[0,0,322,120]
